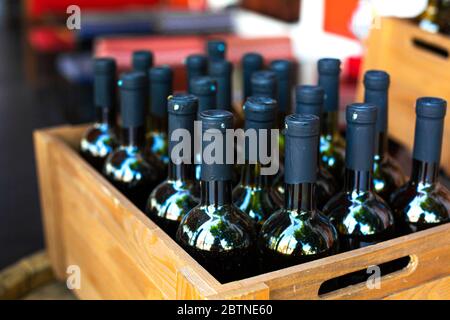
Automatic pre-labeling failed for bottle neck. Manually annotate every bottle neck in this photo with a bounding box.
[147,115,167,134]
[284,183,316,212]
[411,159,439,186]
[321,111,339,139]
[122,126,145,148]
[201,180,232,207]
[375,132,388,160]
[344,169,373,193]
[168,162,194,183]
[96,107,115,127]
[240,163,271,190]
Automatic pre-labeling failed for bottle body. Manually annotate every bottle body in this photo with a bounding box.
[81,121,118,171]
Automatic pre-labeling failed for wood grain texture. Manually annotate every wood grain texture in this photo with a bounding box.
[33,125,450,300]
[357,17,450,175]
[385,276,450,300]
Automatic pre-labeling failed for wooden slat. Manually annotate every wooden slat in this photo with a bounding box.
[385,276,450,300]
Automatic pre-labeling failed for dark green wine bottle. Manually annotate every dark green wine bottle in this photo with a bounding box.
[209,59,233,111]
[259,114,338,273]
[186,54,207,94]
[317,58,345,185]
[190,76,217,181]
[146,94,199,238]
[273,85,338,210]
[232,96,281,229]
[206,39,226,62]
[363,70,406,203]
[103,72,160,210]
[242,53,263,101]
[270,59,293,124]
[81,57,118,171]
[144,66,173,171]
[391,97,450,234]
[323,103,394,251]
[176,110,257,283]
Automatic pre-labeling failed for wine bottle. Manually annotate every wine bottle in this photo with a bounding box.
[176,110,257,283]
[270,59,293,122]
[145,94,199,238]
[251,70,277,99]
[259,114,338,272]
[80,57,118,171]
[391,97,450,234]
[190,76,217,181]
[206,39,226,62]
[242,53,263,101]
[186,54,207,94]
[103,72,160,210]
[276,85,337,210]
[363,70,406,203]
[232,96,280,228]
[144,66,173,171]
[209,59,233,111]
[439,0,450,34]
[317,58,345,185]
[323,103,395,251]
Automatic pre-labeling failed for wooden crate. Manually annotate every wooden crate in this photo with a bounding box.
[357,17,450,175]
[33,124,450,300]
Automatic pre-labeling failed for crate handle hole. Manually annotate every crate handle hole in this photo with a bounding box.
[318,255,412,297]
[412,38,449,59]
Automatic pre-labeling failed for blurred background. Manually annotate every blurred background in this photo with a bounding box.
[0,0,449,270]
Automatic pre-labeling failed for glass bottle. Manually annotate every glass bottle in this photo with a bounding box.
[391,97,450,234]
[80,57,118,171]
[146,94,199,238]
[259,114,338,273]
[209,59,233,111]
[233,96,281,229]
[242,52,263,101]
[186,54,207,94]
[323,103,395,252]
[103,72,160,210]
[176,110,257,283]
[363,70,406,203]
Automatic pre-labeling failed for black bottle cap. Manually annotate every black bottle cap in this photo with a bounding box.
[416,97,447,118]
[200,110,234,181]
[190,76,217,96]
[149,66,173,118]
[364,70,390,90]
[119,71,147,128]
[242,52,263,68]
[296,85,324,111]
[270,59,292,80]
[413,97,447,164]
[200,109,233,132]
[209,59,232,76]
[284,114,320,184]
[186,54,208,69]
[207,39,226,60]
[318,58,341,75]
[364,70,390,133]
[94,57,116,109]
[168,94,198,161]
[168,94,198,115]
[243,96,277,123]
[251,70,277,99]
[345,103,378,171]
[149,65,173,82]
[132,50,153,73]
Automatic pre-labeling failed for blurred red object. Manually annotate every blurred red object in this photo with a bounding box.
[27,0,161,19]
[344,55,362,82]
[28,26,75,52]
[95,35,293,90]
[323,0,359,39]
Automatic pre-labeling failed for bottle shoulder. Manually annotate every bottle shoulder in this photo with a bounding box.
[103,146,159,184]
[373,155,407,188]
[323,191,395,235]
[177,204,256,252]
[259,209,338,256]
[146,180,199,221]
[391,181,450,223]
[80,124,118,157]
